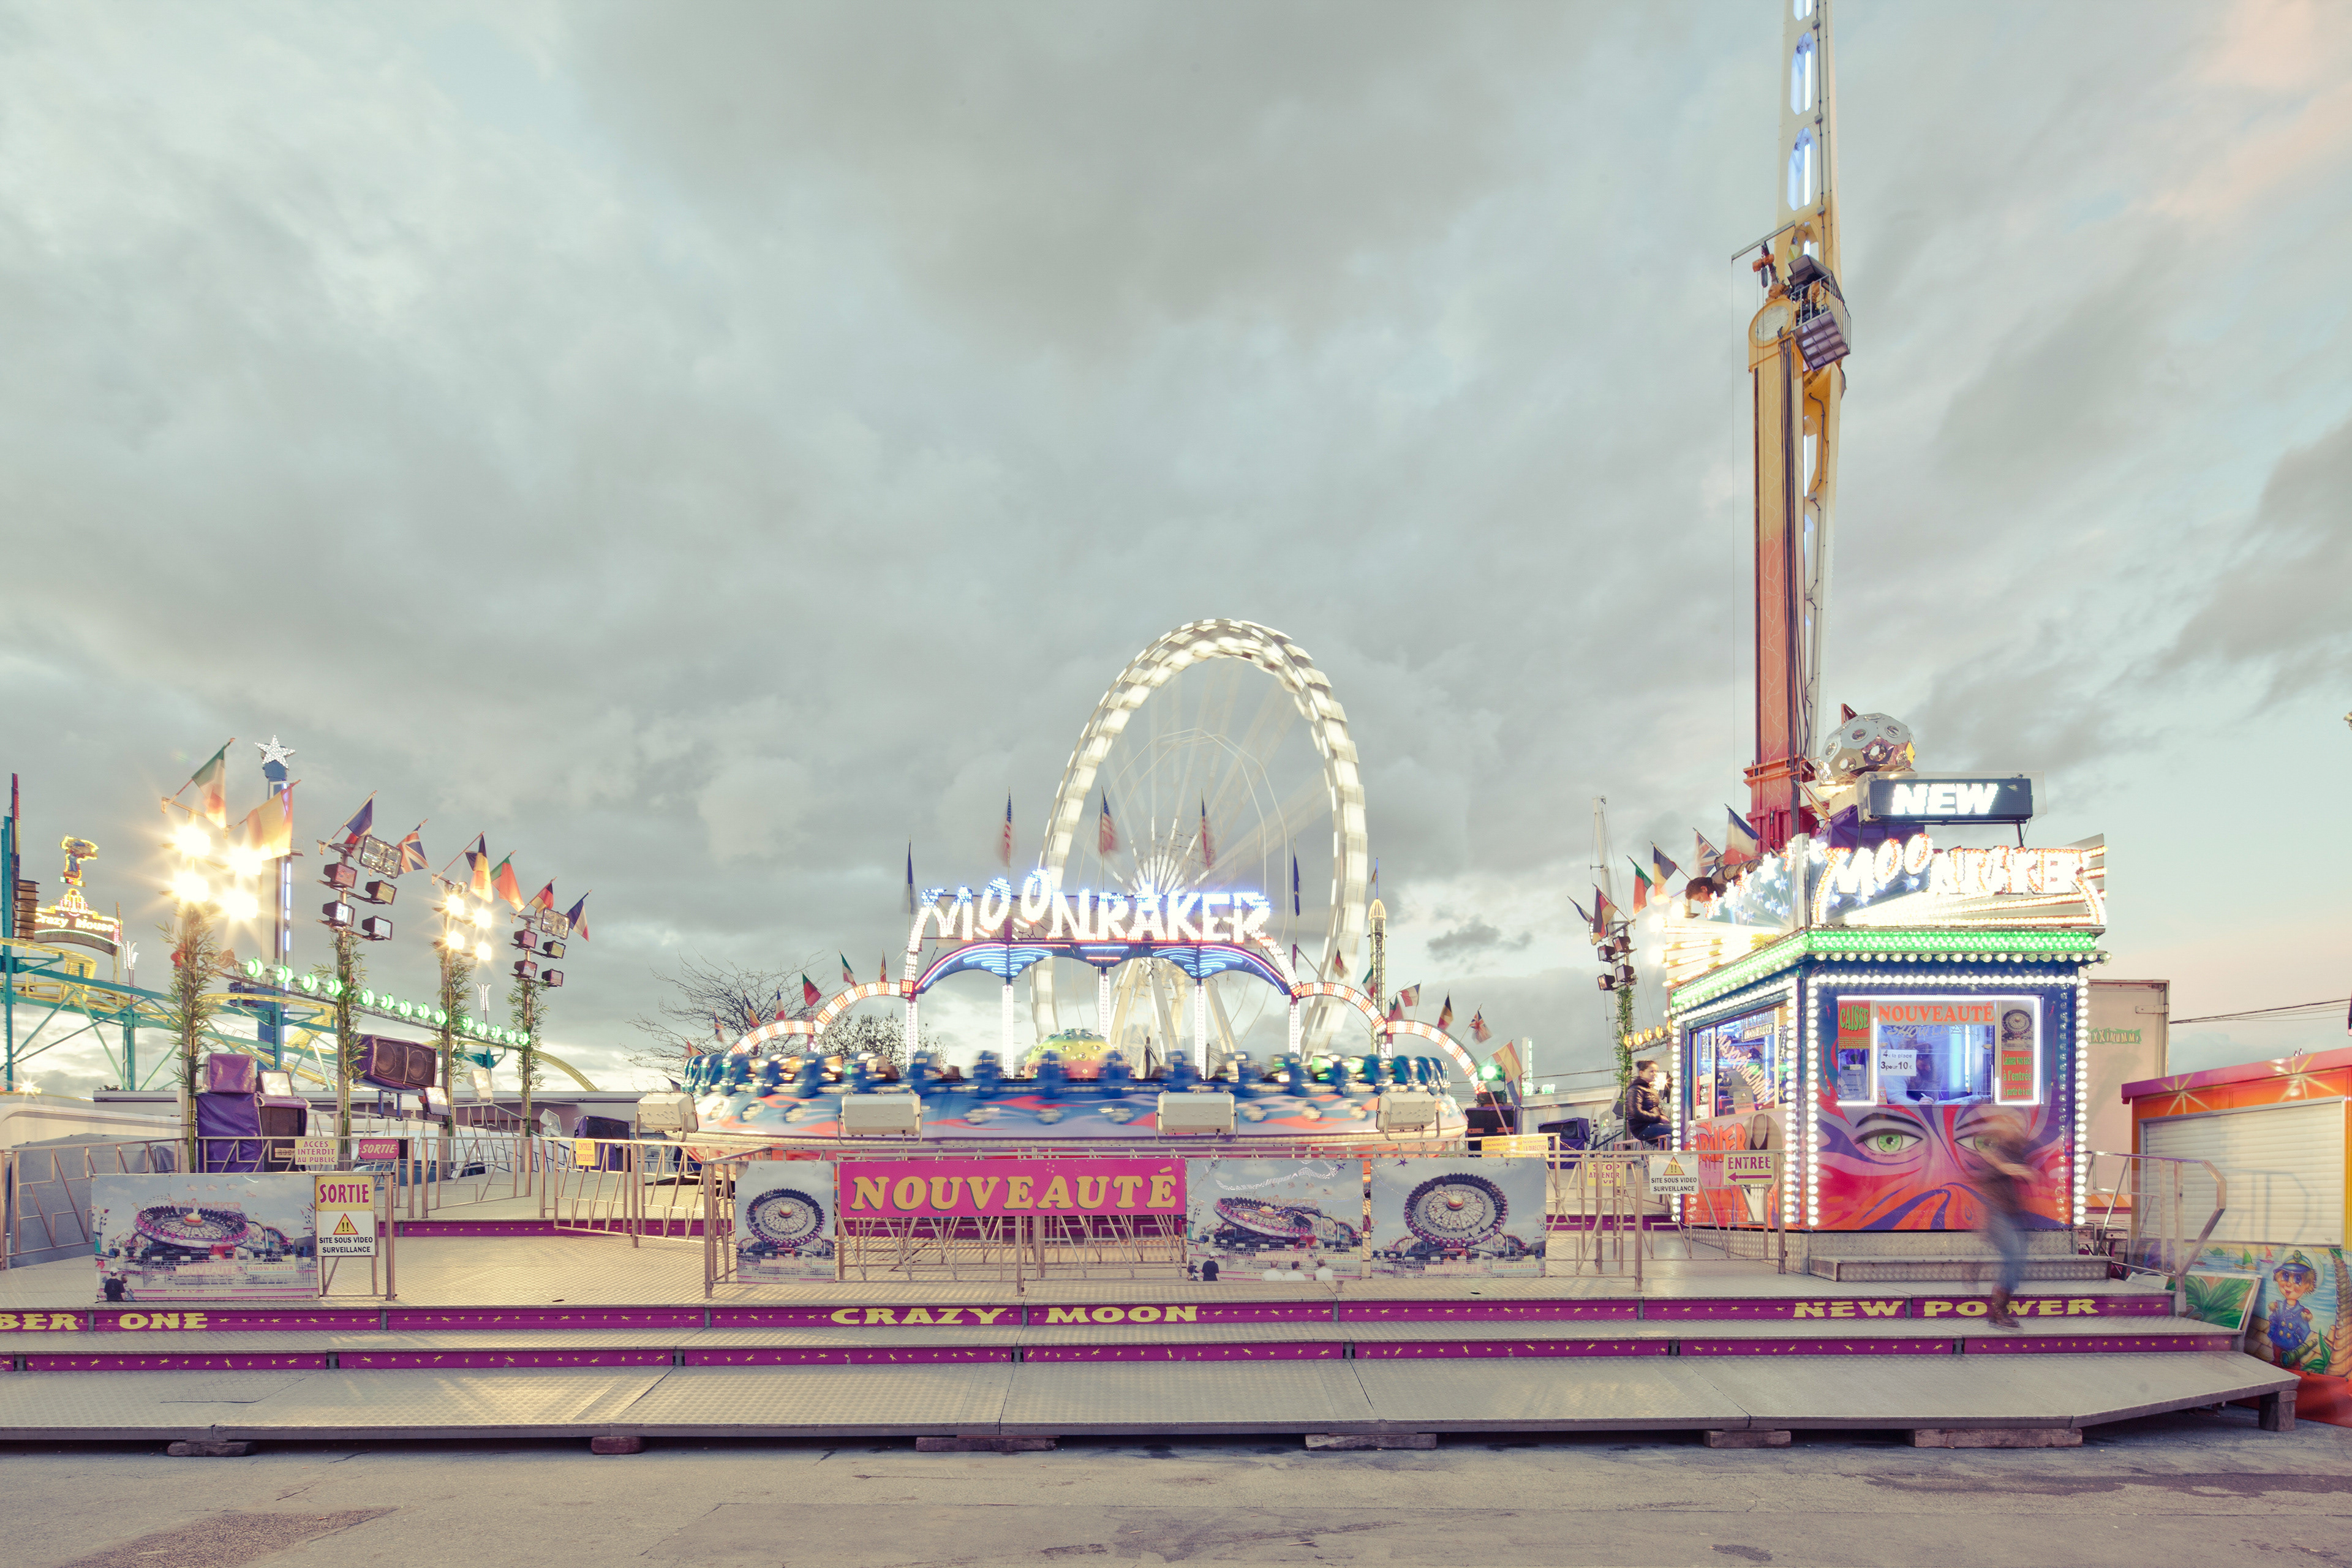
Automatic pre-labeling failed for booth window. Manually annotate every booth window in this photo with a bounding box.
[1856,995,2043,1108]
[1689,1006,1780,1119]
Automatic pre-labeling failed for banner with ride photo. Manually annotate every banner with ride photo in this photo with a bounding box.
[734,1159,839,1282]
[91,1174,318,1302]
[1366,1158,1546,1278]
[1185,1159,1363,1281]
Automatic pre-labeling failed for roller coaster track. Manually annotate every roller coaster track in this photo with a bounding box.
[0,938,597,1093]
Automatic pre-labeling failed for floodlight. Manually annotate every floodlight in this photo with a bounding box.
[172,823,213,858]
[513,929,538,951]
[219,888,261,921]
[540,970,564,989]
[473,940,492,962]
[540,939,565,960]
[321,900,353,929]
[512,958,538,980]
[360,880,396,906]
[170,871,212,905]
[322,863,357,892]
[358,916,394,941]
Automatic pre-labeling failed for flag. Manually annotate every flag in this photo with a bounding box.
[711,1019,726,1044]
[801,974,823,1008]
[878,954,889,984]
[1470,1009,1491,1043]
[336,794,375,846]
[841,953,858,985]
[1725,806,1760,867]
[1385,997,1404,1023]
[1653,845,1681,885]
[1329,949,1349,984]
[1591,886,1613,934]
[904,845,916,915]
[1694,831,1722,875]
[1000,794,1014,867]
[1199,799,1215,870]
[1492,1040,1523,1085]
[1290,854,1301,917]
[181,741,233,828]
[1398,983,1420,1008]
[527,881,555,913]
[238,783,295,859]
[1437,995,1454,1031]
[1629,858,1653,913]
[465,835,492,900]
[491,855,522,911]
[1098,794,1118,855]
[1569,895,1591,927]
[563,892,591,942]
[397,823,428,874]
[1291,943,1306,979]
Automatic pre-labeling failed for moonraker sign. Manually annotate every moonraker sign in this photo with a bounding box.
[908,876,1272,949]
[840,1159,1184,1218]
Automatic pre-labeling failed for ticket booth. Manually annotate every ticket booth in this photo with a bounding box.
[1662,833,2107,1235]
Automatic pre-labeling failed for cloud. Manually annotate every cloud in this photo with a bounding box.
[1425,917,1531,962]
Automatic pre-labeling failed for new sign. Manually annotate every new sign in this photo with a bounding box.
[1863,775,2034,824]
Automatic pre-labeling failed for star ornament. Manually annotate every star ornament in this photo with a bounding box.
[255,736,295,766]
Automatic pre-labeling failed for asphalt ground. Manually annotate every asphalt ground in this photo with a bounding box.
[7,1406,2349,1568]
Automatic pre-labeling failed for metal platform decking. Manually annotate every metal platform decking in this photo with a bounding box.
[0,1353,2295,1444]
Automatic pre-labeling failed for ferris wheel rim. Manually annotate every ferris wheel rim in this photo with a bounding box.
[1031,619,1369,1050]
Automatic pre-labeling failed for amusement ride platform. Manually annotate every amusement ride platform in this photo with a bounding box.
[0,1231,2296,1449]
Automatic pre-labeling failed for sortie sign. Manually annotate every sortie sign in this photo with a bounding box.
[840,1159,1183,1219]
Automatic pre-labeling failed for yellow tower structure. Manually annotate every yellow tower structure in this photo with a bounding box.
[1743,0,1851,853]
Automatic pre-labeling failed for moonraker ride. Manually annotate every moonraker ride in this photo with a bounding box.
[682,1044,1469,1146]
[677,618,1488,1151]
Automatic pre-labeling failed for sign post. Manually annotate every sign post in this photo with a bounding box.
[314,1170,391,1298]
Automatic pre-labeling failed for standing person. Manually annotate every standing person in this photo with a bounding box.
[1621,1061,1668,1148]
[1970,1114,2037,1328]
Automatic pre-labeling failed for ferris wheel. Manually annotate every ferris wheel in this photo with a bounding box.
[1029,620,1371,1061]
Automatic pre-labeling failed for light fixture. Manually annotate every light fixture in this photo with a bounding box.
[359,916,394,941]
[321,900,353,929]
[540,939,565,960]
[473,940,492,962]
[541,970,564,989]
[170,870,211,905]
[445,897,469,921]
[513,958,538,980]
[513,929,538,952]
[172,823,213,858]
[219,888,261,921]
[470,905,492,928]
[361,880,397,907]
[322,863,357,892]
[224,846,263,878]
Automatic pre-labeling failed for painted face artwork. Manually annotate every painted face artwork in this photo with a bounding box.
[1813,1093,2064,1231]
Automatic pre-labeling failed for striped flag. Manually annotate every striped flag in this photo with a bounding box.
[1098,794,1118,855]
[491,856,522,911]
[1724,806,1761,867]
[465,836,493,902]
[841,953,858,986]
[396,823,429,874]
[180,741,233,829]
[564,892,591,942]
[1437,995,1454,1031]
[1470,1009,1491,1043]
[336,794,375,847]
[238,783,296,860]
[801,974,823,1008]
[1198,799,1215,870]
[1653,845,1681,886]
[1492,1040,1523,1086]
[1291,854,1301,917]
[1000,794,1014,867]
[1398,984,1420,1008]
[1629,858,1654,913]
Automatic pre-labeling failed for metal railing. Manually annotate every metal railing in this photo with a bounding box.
[1545,1149,1656,1285]
[4,1135,184,1268]
[2078,1150,2228,1294]
[1669,1146,1790,1274]
[541,1136,701,1242]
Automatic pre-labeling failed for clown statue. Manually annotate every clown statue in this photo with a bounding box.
[2248,1249,2352,1376]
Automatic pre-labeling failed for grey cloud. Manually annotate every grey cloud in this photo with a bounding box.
[1426,917,1531,962]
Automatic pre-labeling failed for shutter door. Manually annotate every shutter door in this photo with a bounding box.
[2143,1101,2346,1248]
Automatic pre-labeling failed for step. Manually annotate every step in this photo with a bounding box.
[0,1310,2234,1371]
[1806,1255,2113,1283]
[0,1352,2296,1445]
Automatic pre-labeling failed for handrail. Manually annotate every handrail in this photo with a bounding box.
[2082,1150,2227,1297]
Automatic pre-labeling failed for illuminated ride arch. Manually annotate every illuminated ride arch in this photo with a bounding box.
[1030,619,1370,1060]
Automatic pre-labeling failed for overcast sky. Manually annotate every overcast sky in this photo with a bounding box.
[3,1,2346,1096]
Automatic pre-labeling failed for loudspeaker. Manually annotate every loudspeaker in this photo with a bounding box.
[203,1053,259,1096]
[356,1035,439,1092]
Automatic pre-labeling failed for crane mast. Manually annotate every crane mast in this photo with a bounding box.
[1744,0,1849,853]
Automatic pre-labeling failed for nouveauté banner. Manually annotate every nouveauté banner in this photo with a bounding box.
[840,1159,1183,1219]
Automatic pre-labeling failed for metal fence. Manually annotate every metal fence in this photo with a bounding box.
[4,1136,185,1267]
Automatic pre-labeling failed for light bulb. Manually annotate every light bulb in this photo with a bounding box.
[172,823,213,858]
[220,889,261,921]
[470,905,491,928]
[224,846,263,878]
[446,897,469,922]
[170,870,211,905]
[475,941,492,962]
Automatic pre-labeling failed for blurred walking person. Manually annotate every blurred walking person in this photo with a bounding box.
[1970,1114,2037,1329]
